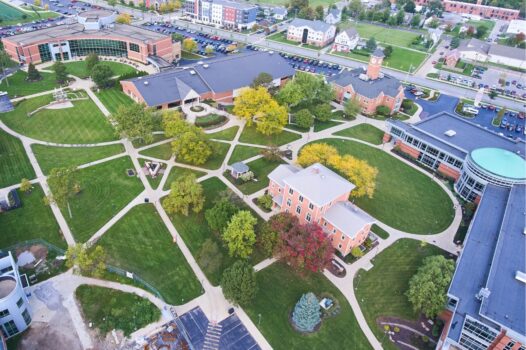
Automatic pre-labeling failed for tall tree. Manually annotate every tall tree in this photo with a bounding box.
[85,52,100,74]
[111,103,154,144]
[205,198,239,233]
[0,49,12,74]
[383,45,393,58]
[251,72,274,89]
[277,72,334,109]
[46,166,79,207]
[116,13,132,24]
[163,174,205,216]
[410,14,421,27]
[396,9,405,24]
[52,61,68,84]
[315,5,324,20]
[330,155,378,198]
[297,143,339,167]
[292,292,321,332]
[66,244,107,278]
[344,97,361,118]
[222,210,257,259]
[348,0,363,17]
[406,255,455,318]
[183,38,198,52]
[366,37,377,51]
[313,103,332,122]
[91,63,114,88]
[404,0,416,13]
[27,63,41,81]
[221,261,257,305]
[258,213,299,257]
[294,109,314,129]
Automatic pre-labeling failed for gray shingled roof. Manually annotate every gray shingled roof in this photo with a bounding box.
[488,43,525,60]
[327,8,341,18]
[327,68,402,99]
[372,48,385,58]
[458,38,490,54]
[268,164,301,187]
[289,18,333,33]
[341,28,358,39]
[230,162,249,173]
[322,202,374,237]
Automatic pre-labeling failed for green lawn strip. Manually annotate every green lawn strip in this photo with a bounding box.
[95,86,135,115]
[239,126,301,146]
[306,139,454,233]
[371,224,389,239]
[136,157,166,190]
[1,94,116,144]
[285,123,309,133]
[75,285,161,336]
[355,239,451,350]
[132,134,168,148]
[244,262,372,350]
[206,126,239,141]
[163,166,207,191]
[333,46,427,72]
[0,71,60,98]
[333,124,385,145]
[98,204,202,304]
[266,32,301,46]
[225,157,283,195]
[32,143,125,175]
[64,61,137,79]
[314,120,343,132]
[0,129,35,188]
[195,114,227,128]
[181,51,205,59]
[228,145,262,165]
[338,21,420,48]
[61,157,144,242]
[177,141,230,170]
[139,141,173,160]
[0,185,66,249]
[166,177,263,285]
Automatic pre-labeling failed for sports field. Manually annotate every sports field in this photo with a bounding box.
[0,0,57,25]
[339,21,422,49]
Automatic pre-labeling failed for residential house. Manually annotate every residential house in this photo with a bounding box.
[272,7,288,20]
[506,19,526,36]
[332,28,359,52]
[267,163,375,257]
[324,8,342,24]
[286,18,336,47]
[413,0,519,20]
[456,38,526,69]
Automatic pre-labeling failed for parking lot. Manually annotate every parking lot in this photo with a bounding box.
[407,89,525,141]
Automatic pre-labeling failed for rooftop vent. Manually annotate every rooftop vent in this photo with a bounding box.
[143,81,149,85]
[475,287,490,301]
[358,73,369,81]
[203,64,209,69]
[197,61,204,65]
[189,70,196,75]
[269,51,274,55]
[378,73,384,79]
[444,130,456,137]
[523,227,526,235]
[516,271,526,284]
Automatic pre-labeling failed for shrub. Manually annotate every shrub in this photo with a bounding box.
[394,326,400,333]
[294,109,314,129]
[376,105,391,117]
[384,325,390,331]
[257,194,273,210]
[239,171,255,182]
[402,99,414,110]
[351,246,364,258]
[292,292,321,333]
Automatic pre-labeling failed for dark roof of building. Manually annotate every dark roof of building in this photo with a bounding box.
[488,44,525,61]
[289,18,333,32]
[125,52,295,106]
[372,48,385,58]
[326,8,341,18]
[389,112,525,159]
[458,37,490,55]
[327,68,402,99]
[339,28,358,39]
[230,162,249,173]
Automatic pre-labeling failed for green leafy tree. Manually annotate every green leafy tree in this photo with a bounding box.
[221,261,257,305]
[27,63,41,81]
[383,45,393,58]
[411,14,421,27]
[474,25,488,39]
[19,178,32,193]
[406,255,455,318]
[205,198,239,233]
[404,0,416,13]
[277,72,334,109]
[450,37,460,49]
[52,61,68,84]
[292,292,321,332]
[366,37,377,51]
[351,246,364,258]
[85,52,100,74]
[315,5,324,20]
[183,38,198,52]
[0,49,12,74]
[402,99,414,110]
[376,105,391,116]
[256,194,273,211]
[66,244,107,278]
[348,0,363,17]
[428,0,443,16]
[344,97,361,118]
[107,0,117,7]
[197,239,223,275]
[489,90,498,99]
[163,174,205,216]
[91,63,114,88]
[47,166,79,207]
[111,103,154,144]
[298,6,315,20]
[294,109,313,129]
[396,9,405,24]
[223,210,257,259]
[313,103,332,122]
[251,72,274,89]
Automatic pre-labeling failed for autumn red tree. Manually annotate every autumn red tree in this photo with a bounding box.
[277,222,333,273]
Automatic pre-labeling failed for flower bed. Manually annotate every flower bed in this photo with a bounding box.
[195,114,227,128]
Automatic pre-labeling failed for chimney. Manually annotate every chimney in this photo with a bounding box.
[367,48,384,80]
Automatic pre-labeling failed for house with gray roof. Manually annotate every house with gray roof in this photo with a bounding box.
[120,51,295,108]
[332,28,360,52]
[456,38,525,69]
[229,162,250,179]
[267,163,374,257]
[286,19,336,47]
[324,8,342,24]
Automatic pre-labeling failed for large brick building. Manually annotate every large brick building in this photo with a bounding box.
[184,0,258,30]
[328,49,404,115]
[1,10,179,65]
[267,163,375,257]
[412,0,519,20]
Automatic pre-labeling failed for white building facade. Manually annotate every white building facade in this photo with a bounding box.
[286,18,336,47]
[332,28,359,52]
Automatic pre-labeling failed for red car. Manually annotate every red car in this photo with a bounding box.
[432,60,437,64]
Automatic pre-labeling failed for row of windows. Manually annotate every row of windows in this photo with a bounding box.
[69,39,128,58]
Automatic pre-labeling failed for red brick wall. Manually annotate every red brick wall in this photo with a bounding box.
[120,80,146,104]
[490,334,523,350]
[437,163,461,181]
[395,140,421,159]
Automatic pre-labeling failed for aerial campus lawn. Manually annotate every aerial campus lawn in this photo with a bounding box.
[95,86,135,115]
[355,239,451,350]
[206,126,239,141]
[139,141,173,160]
[0,94,117,144]
[0,185,65,249]
[333,124,385,145]
[137,157,165,190]
[244,263,372,350]
[165,177,263,285]
[239,126,301,146]
[0,129,35,188]
[76,285,161,336]
[63,61,138,79]
[97,204,202,305]
[339,21,422,49]
[333,46,427,72]
[306,139,454,234]
[163,166,206,191]
[0,71,61,98]
[226,157,283,195]
[32,143,125,175]
[0,1,58,26]
[61,157,144,242]
[228,145,262,165]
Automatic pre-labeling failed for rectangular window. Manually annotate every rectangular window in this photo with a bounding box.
[306,213,311,222]
[3,320,18,337]
[0,309,9,318]
[323,221,327,226]
[296,206,301,214]
[309,203,314,210]
[298,195,303,202]
[22,309,31,326]
[288,188,293,195]
[16,298,23,308]
[286,198,291,207]
[130,43,140,52]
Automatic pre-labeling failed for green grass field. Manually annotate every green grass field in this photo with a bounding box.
[139,142,173,161]
[163,166,206,191]
[75,285,161,336]
[306,139,454,234]
[228,145,262,165]
[333,124,385,145]
[0,129,35,188]
[239,126,301,146]
[0,185,65,249]
[339,22,421,48]
[267,32,301,46]
[206,126,239,141]
[64,61,138,79]
[176,141,230,170]
[0,1,58,26]
[0,71,60,98]
[0,95,116,144]
[244,263,372,350]
[226,157,283,195]
[355,239,450,350]
[333,46,427,72]
[95,86,135,115]
[314,120,343,132]
[61,157,144,242]
[32,144,125,175]
[98,204,202,304]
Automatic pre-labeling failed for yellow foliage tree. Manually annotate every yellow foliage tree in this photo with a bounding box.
[34,0,41,6]
[297,143,339,167]
[44,3,49,10]
[183,38,198,52]
[330,154,378,198]
[116,13,132,24]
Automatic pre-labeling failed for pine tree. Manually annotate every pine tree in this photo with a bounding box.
[292,292,321,332]
[27,63,41,81]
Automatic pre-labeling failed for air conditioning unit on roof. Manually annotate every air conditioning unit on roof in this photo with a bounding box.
[444,130,456,137]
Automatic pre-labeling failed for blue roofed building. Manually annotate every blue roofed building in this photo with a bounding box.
[439,184,526,350]
[385,112,526,202]
[120,51,295,109]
